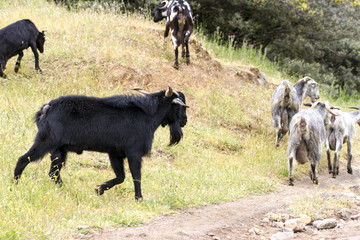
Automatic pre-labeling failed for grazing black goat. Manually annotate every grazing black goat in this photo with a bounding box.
[0,19,46,78]
[14,87,188,200]
[153,0,193,69]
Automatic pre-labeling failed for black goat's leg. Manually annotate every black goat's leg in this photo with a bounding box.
[49,148,67,186]
[30,43,42,73]
[14,51,24,73]
[14,142,50,181]
[95,153,125,195]
[127,155,143,200]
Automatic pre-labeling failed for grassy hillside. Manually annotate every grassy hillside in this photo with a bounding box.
[0,0,358,239]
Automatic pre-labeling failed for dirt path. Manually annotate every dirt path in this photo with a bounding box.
[86,157,360,240]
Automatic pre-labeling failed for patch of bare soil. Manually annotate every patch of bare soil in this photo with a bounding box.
[82,153,360,240]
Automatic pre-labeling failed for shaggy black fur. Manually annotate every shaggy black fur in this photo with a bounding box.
[14,88,188,200]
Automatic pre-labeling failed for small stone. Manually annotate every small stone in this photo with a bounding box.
[300,214,312,225]
[268,212,283,222]
[270,231,295,240]
[336,209,349,220]
[281,227,293,232]
[249,227,260,235]
[351,213,360,220]
[284,218,305,232]
[313,219,338,229]
[337,219,346,228]
[281,214,290,222]
[261,217,270,224]
[272,221,285,228]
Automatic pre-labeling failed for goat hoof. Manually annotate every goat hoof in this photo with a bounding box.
[14,65,19,73]
[95,185,104,195]
[173,64,179,70]
[1,73,7,78]
[348,169,353,174]
[37,69,43,74]
[313,179,319,185]
[186,58,190,65]
[288,179,294,186]
[135,196,143,202]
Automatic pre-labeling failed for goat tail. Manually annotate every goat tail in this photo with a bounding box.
[282,81,292,107]
[299,116,307,131]
[34,104,50,124]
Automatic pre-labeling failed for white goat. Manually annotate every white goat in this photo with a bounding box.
[287,101,337,186]
[324,107,360,178]
[271,77,320,147]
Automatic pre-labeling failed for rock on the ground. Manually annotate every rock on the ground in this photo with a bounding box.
[284,218,305,232]
[336,209,349,220]
[351,213,360,220]
[299,214,312,225]
[313,218,338,229]
[270,231,295,240]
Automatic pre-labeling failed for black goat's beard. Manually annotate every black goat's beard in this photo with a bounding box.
[169,122,183,146]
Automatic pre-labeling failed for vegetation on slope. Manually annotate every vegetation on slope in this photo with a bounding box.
[0,0,358,239]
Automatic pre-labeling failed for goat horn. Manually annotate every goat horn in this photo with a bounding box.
[349,106,360,110]
[310,101,320,108]
[301,76,313,83]
[172,98,189,108]
[159,0,169,9]
[132,88,150,95]
[303,103,312,107]
[325,101,339,116]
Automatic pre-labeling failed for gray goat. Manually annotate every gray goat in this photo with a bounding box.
[325,107,360,178]
[287,101,337,186]
[271,77,320,147]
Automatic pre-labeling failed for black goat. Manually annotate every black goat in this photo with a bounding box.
[0,19,46,78]
[14,87,188,200]
[153,0,193,69]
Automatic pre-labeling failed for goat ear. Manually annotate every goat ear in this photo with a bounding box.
[303,103,312,107]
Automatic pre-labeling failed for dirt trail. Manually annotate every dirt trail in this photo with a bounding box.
[86,154,360,240]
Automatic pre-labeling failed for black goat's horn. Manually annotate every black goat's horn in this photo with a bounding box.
[132,88,150,95]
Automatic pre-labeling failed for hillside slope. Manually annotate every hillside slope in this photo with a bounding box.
[0,1,358,239]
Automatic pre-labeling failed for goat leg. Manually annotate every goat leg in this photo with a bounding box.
[347,141,353,174]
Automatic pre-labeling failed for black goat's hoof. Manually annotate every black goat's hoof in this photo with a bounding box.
[95,185,104,195]
[173,64,179,70]
[13,175,20,184]
[14,65,19,73]
[37,69,43,74]
[186,57,190,65]
[348,169,353,174]
[1,73,7,79]
[135,196,143,201]
[313,179,319,185]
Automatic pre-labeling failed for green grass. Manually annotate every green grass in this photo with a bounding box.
[0,0,359,239]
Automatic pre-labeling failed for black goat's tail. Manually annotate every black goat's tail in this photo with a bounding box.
[34,104,50,124]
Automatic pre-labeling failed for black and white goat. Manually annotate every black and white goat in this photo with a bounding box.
[153,0,193,69]
[271,77,320,147]
[325,107,360,178]
[287,101,337,186]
